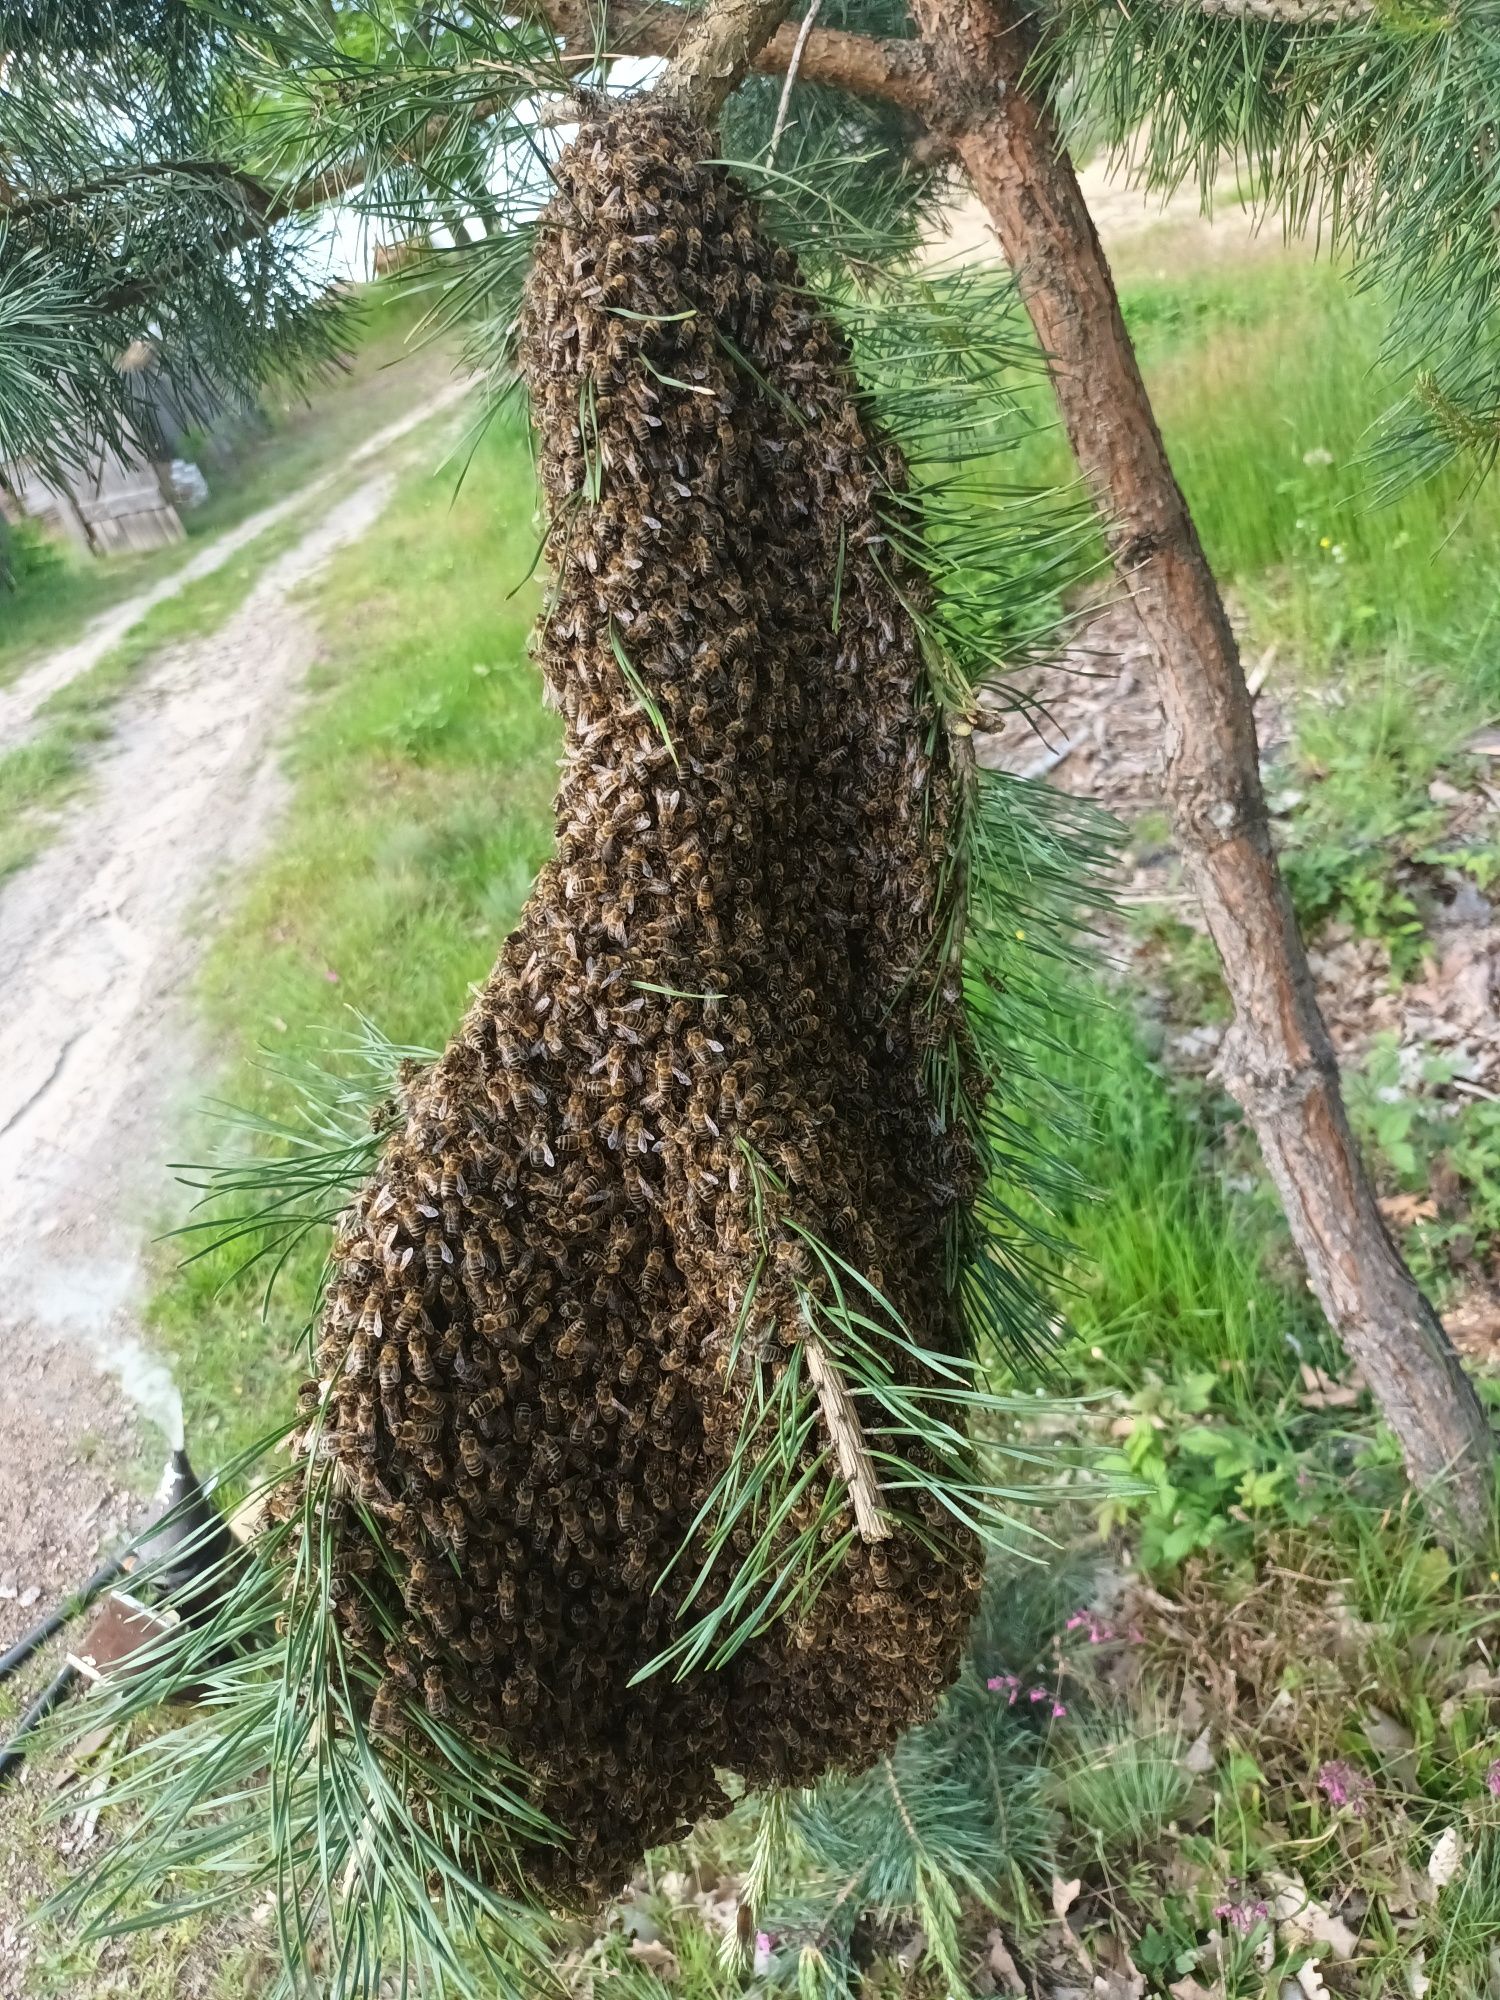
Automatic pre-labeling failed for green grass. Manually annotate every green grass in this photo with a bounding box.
[1009,250,1500,702]
[147,403,557,1462]
[1145,264,1500,685]
[1037,993,1321,1391]
[0,286,455,688]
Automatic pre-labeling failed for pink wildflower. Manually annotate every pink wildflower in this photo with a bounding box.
[1213,1900,1269,1935]
[1486,1758,1500,1800]
[1317,1760,1370,1816]
[1063,1609,1115,1644]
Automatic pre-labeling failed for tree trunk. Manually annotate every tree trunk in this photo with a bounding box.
[907,0,1495,1532]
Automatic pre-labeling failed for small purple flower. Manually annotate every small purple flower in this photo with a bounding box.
[987,1671,1021,1705]
[1028,1685,1050,1704]
[1063,1609,1115,1644]
[1051,1700,1068,1718]
[1317,1759,1371,1816]
[1213,1899,1270,1936]
[1486,1758,1500,1800]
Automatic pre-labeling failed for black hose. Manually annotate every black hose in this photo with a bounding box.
[0,1661,82,1788]
[0,1558,126,1685]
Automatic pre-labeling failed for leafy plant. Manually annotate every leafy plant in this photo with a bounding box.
[1099,1375,1314,1572]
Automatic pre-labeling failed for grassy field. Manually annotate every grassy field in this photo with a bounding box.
[24,227,1500,1998]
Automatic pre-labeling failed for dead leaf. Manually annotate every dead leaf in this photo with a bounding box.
[1365,1706,1420,1789]
[1427,1826,1464,1890]
[1438,1670,1500,1728]
[1265,1872,1358,1961]
[1297,1362,1364,1410]
[1093,1973,1145,2000]
[1091,1932,1146,2000]
[614,1896,660,1945]
[1308,1908,1359,1961]
[1052,1876,1083,1920]
[1377,1857,1438,1918]
[1179,1680,1207,1737]
[1182,1726,1215,1775]
[1294,1962,1329,2000]
[1267,1871,1310,1926]
[1408,1950,1431,1998]
[984,1929,1026,1996]
[1168,1978,1223,2000]
[1444,1290,1500,1362]
[627,1937,679,1980]
[1378,1193,1439,1229]
[895,1927,928,1975]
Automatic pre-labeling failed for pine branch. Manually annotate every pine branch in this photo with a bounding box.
[258,1,936,224]
[1189,0,1370,14]
[257,0,1370,229]
[0,157,270,222]
[653,0,802,116]
[538,0,939,114]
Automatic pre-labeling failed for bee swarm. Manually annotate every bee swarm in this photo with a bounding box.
[299,100,984,1903]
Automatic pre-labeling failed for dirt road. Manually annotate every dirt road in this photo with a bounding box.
[0,376,473,753]
[0,406,457,1646]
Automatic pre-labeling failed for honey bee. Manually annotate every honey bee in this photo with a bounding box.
[650,1377,677,1419]
[370,1677,404,1738]
[534,1434,562,1479]
[555,1321,595,1366]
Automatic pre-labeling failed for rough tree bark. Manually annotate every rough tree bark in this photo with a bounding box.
[903,0,1494,1533]
[652,0,804,114]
